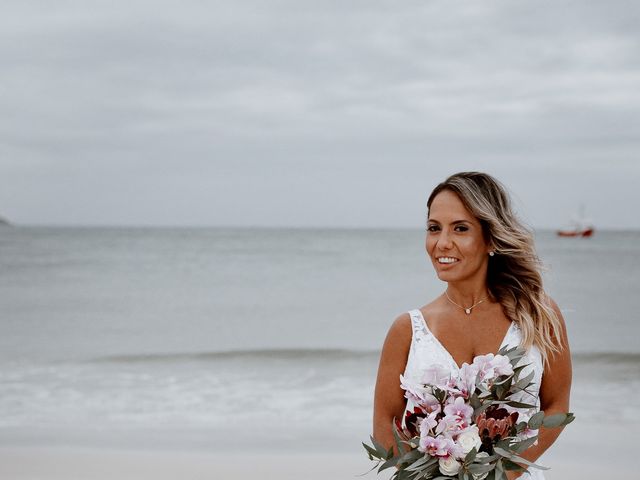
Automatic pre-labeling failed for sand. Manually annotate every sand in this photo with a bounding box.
[0,445,624,480]
[0,423,631,479]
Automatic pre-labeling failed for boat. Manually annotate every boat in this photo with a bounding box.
[557,205,594,237]
[557,226,594,237]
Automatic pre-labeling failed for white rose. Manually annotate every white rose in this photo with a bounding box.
[439,455,461,476]
[456,426,482,454]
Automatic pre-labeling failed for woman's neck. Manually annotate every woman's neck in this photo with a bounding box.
[445,283,491,306]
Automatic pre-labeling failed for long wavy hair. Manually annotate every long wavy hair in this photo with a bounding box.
[426,171,564,369]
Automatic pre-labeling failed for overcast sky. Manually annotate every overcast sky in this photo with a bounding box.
[1,0,639,229]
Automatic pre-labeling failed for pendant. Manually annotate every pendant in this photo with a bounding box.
[465,308,471,315]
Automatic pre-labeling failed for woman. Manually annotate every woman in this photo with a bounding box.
[372,172,572,480]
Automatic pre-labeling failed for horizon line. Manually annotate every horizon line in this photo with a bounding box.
[2,223,638,232]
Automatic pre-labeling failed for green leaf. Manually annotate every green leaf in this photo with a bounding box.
[398,448,423,465]
[473,401,494,416]
[528,410,545,429]
[392,419,407,455]
[355,461,382,477]
[467,462,494,474]
[369,435,388,456]
[493,447,549,470]
[379,456,399,472]
[501,459,526,472]
[542,412,575,428]
[405,454,435,472]
[469,394,481,409]
[511,435,538,453]
[513,370,535,390]
[505,400,536,409]
[362,441,379,460]
[464,447,478,463]
[475,453,499,464]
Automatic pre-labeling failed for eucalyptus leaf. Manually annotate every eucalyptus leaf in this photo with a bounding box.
[379,456,399,472]
[473,402,493,416]
[464,447,478,463]
[542,412,575,428]
[505,400,536,408]
[493,447,549,470]
[362,442,380,460]
[392,421,407,454]
[475,453,499,464]
[467,462,494,474]
[501,459,526,472]
[511,435,539,453]
[405,454,435,472]
[528,411,545,429]
[495,439,511,450]
[514,370,535,390]
[399,449,423,465]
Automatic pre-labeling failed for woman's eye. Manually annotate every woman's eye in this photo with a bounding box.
[455,226,468,232]
[427,225,439,232]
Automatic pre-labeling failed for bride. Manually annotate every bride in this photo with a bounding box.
[372,172,572,480]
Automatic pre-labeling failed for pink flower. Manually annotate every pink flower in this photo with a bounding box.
[455,363,480,398]
[419,435,456,457]
[400,374,438,407]
[472,353,512,381]
[419,411,439,434]
[444,396,474,424]
[421,364,452,387]
[491,354,514,376]
[435,414,465,437]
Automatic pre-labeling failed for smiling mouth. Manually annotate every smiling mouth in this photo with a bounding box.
[437,256,460,265]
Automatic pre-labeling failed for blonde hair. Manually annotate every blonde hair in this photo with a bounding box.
[427,171,564,369]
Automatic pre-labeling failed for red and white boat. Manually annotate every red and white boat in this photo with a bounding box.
[557,226,594,237]
[557,205,594,237]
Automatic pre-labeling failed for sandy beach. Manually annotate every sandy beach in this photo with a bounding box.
[0,448,373,480]
[0,423,633,480]
[0,444,623,480]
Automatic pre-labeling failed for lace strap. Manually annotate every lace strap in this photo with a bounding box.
[408,309,427,339]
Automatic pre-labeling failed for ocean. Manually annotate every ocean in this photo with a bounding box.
[0,227,638,454]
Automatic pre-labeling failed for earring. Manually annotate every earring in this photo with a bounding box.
[489,251,495,257]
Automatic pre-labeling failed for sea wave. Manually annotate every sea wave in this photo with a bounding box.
[90,348,380,364]
[88,348,640,365]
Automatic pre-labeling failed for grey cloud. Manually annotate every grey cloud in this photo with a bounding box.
[0,0,639,227]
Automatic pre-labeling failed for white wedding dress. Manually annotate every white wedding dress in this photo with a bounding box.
[401,309,545,480]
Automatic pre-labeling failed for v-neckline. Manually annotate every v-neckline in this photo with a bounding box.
[415,309,515,371]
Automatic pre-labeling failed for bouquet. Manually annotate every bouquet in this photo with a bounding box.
[363,345,574,480]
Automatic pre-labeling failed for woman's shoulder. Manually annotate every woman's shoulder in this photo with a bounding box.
[385,299,443,338]
[387,311,412,337]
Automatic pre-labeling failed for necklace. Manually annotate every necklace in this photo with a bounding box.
[444,290,487,315]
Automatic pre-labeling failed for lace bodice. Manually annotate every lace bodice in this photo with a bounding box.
[401,309,545,480]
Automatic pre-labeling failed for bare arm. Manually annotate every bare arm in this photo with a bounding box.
[507,299,573,480]
[372,313,413,457]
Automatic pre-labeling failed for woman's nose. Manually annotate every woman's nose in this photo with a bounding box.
[437,231,454,249]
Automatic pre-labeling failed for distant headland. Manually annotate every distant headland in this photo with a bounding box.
[0,215,11,226]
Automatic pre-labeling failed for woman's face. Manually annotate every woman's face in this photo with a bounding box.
[426,190,492,284]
